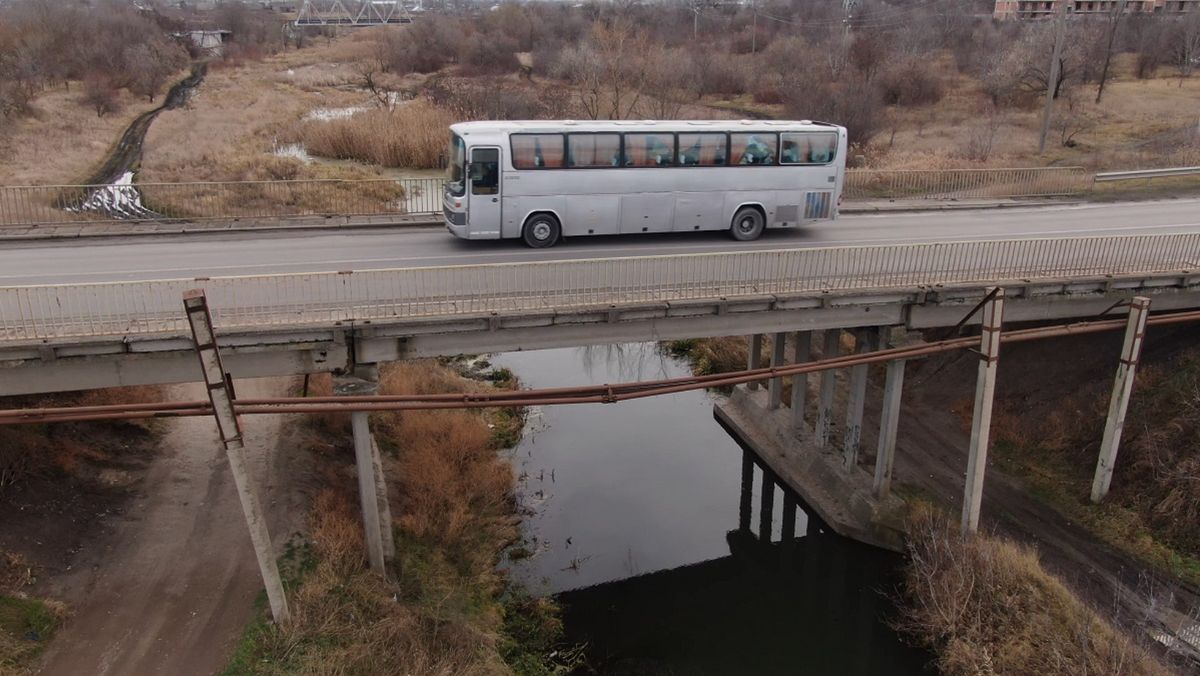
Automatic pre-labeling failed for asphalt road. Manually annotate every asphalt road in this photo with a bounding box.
[0,199,1197,285]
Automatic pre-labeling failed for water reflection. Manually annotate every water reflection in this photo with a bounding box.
[493,343,932,675]
[493,343,744,592]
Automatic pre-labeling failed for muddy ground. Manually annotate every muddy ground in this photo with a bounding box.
[0,377,310,675]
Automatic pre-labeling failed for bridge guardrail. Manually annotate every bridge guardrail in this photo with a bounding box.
[1094,166,1200,182]
[842,166,1091,200]
[2,232,1198,345]
[0,177,445,228]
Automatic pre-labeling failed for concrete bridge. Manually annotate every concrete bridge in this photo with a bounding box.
[2,200,1200,647]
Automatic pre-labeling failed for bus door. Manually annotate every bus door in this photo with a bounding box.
[468,146,501,238]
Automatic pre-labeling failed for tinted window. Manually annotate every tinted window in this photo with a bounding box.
[678,133,727,166]
[511,134,565,169]
[731,133,777,166]
[623,133,675,167]
[781,132,839,165]
[567,133,621,168]
[470,147,498,195]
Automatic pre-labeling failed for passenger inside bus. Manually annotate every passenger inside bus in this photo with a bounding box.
[738,135,774,165]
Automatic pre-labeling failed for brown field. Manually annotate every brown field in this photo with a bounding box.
[0,85,167,185]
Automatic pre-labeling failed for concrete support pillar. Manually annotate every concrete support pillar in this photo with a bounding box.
[739,449,754,532]
[1091,296,1151,504]
[816,330,841,446]
[791,331,813,431]
[768,332,787,409]
[873,359,906,499]
[748,333,763,390]
[182,290,290,624]
[335,365,391,575]
[844,328,880,468]
[759,469,775,541]
[962,289,1005,536]
[370,437,396,563]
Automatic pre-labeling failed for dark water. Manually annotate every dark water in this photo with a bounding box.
[492,344,932,675]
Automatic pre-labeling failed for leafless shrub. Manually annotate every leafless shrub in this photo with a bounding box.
[960,104,1002,162]
[879,59,945,107]
[81,73,119,118]
[898,505,1172,676]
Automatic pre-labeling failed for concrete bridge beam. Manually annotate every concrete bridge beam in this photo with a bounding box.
[873,359,906,499]
[962,289,1005,535]
[843,328,881,468]
[815,330,842,447]
[748,334,763,391]
[768,332,787,409]
[1091,296,1151,503]
[791,331,813,432]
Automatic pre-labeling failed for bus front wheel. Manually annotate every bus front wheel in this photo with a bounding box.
[522,214,561,248]
[730,207,765,241]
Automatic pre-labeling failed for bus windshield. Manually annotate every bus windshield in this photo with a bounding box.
[447,134,466,197]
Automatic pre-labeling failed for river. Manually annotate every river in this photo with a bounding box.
[491,343,932,675]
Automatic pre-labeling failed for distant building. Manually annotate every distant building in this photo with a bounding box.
[183,29,233,55]
[994,0,1199,19]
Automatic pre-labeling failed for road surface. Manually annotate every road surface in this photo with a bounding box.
[0,199,1196,285]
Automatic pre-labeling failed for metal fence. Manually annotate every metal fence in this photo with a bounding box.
[3,232,1198,345]
[0,177,446,228]
[0,167,1098,230]
[842,167,1091,200]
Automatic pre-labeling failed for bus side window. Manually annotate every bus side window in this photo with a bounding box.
[678,133,727,167]
[731,133,777,166]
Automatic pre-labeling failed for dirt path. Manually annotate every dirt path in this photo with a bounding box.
[35,378,309,676]
[83,64,206,187]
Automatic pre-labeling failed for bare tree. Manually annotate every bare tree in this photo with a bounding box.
[554,20,651,120]
[1169,11,1200,84]
[1095,0,1128,103]
[82,72,119,117]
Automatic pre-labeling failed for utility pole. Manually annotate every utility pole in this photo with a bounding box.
[1038,0,1070,153]
[1095,0,1129,103]
[751,0,758,54]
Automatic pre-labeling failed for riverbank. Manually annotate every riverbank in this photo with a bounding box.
[223,359,572,674]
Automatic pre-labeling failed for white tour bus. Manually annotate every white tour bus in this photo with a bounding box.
[442,119,848,248]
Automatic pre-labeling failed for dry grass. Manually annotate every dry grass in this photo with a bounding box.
[0,84,165,185]
[898,504,1171,676]
[667,336,749,376]
[0,386,162,488]
[869,54,1200,171]
[228,360,566,674]
[288,101,453,170]
[989,349,1200,584]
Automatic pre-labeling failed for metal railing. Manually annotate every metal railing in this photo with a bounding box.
[1094,166,1200,182]
[2,232,1198,345]
[0,177,445,228]
[842,166,1091,200]
[0,167,1100,230]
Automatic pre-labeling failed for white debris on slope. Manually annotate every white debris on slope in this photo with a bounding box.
[304,106,367,122]
[68,172,158,220]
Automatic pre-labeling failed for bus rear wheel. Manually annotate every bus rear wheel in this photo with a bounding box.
[730,207,765,241]
[522,214,561,248]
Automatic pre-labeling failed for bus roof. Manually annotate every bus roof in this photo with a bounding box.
[450,119,844,137]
